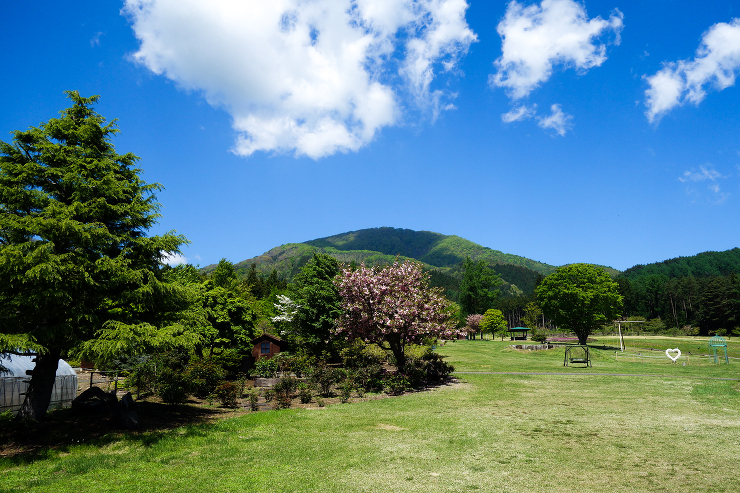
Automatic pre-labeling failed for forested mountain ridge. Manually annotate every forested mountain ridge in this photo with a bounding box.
[621,248,740,280]
[204,227,561,296]
[304,227,557,274]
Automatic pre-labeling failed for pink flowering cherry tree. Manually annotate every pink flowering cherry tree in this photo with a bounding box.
[466,314,484,340]
[335,260,459,369]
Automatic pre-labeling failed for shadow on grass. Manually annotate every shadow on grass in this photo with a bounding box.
[0,399,227,464]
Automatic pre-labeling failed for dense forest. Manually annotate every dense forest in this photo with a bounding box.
[622,248,740,279]
[614,249,740,336]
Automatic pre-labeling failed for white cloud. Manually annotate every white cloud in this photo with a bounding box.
[90,32,105,47]
[678,165,722,183]
[490,0,623,99]
[123,0,476,159]
[501,104,537,123]
[162,252,188,266]
[537,104,572,136]
[644,18,740,122]
[679,165,729,203]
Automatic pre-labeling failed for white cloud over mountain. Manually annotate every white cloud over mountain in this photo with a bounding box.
[645,18,740,123]
[123,0,476,159]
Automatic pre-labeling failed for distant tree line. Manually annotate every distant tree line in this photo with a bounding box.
[617,274,739,336]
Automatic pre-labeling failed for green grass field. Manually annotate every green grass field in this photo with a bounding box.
[2,339,739,492]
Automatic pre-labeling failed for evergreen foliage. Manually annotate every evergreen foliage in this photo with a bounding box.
[622,248,740,280]
[280,252,343,358]
[0,92,191,419]
[459,257,502,317]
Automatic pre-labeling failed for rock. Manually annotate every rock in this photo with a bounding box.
[72,386,118,414]
[72,387,139,429]
[120,392,137,411]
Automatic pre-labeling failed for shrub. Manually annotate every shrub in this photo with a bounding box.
[399,346,455,386]
[337,380,354,403]
[157,367,191,404]
[273,375,298,394]
[251,358,279,378]
[0,410,14,423]
[246,387,260,411]
[309,364,339,397]
[349,364,386,392]
[187,357,226,398]
[271,352,295,375]
[272,375,298,409]
[400,363,427,387]
[214,381,240,408]
[531,329,548,343]
[383,373,411,395]
[288,352,316,378]
[274,392,293,410]
[297,382,313,404]
[341,340,387,369]
[418,351,454,382]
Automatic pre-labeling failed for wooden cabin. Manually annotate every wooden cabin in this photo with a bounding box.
[251,334,288,361]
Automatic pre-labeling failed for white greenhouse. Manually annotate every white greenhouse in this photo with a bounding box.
[0,354,78,415]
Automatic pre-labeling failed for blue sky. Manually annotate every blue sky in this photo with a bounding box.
[1,0,739,271]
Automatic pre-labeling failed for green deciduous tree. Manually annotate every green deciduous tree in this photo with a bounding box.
[0,92,191,420]
[536,264,623,345]
[521,301,542,329]
[480,308,507,340]
[211,258,238,289]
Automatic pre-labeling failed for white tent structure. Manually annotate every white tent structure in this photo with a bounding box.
[0,354,78,415]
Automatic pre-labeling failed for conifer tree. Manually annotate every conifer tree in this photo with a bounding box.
[0,92,190,420]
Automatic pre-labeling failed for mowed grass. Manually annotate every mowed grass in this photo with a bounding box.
[442,336,740,377]
[2,340,739,493]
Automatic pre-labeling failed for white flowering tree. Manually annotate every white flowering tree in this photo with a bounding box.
[272,295,300,324]
[335,260,458,369]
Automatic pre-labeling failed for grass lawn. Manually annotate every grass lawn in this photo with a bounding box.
[2,339,739,492]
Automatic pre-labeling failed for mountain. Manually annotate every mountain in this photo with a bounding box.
[305,228,556,273]
[620,248,740,280]
[215,227,559,296]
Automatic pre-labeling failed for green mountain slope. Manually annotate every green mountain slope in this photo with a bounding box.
[217,227,559,297]
[621,248,740,279]
[305,227,557,274]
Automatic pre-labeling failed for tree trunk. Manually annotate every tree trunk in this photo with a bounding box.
[17,349,61,421]
[576,330,589,345]
[387,335,406,371]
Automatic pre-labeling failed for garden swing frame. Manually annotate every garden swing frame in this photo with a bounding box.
[563,345,591,367]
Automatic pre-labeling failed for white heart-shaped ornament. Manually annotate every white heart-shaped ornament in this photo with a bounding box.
[665,348,681,362]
